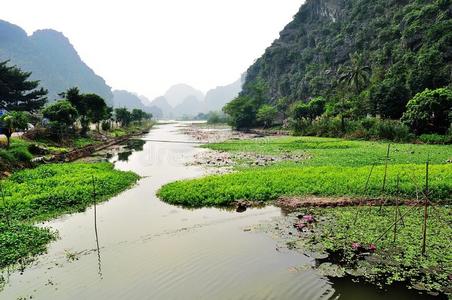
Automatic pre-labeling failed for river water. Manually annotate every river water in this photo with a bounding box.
[0,123,438,299]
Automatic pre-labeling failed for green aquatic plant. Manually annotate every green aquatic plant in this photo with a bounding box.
[0,162,139,268]
[158,164,451,207]
[282,206,452,295]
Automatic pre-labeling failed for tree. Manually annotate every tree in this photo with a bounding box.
[306,97,326,120]
[291,97,326,122]
[42,100,78,140]
[42,100,78,128]
[83,93,108,131]
[131,109,150,123]
[401,88,452,134]
[222,79,269,129]
[114,108,132,127]
[291,102,311,121]
[101,120,111,131]
[64,87,88,133]
[327,98,354,132]
[63,87,108,134]
[256,105,277,128]
[0,60,48,112]
[223,96,257,129]
[276,97,291,121]
[0,111,29,148]
[338,53,371,93]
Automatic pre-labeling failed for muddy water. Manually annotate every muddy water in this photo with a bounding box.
[0,124,435,299]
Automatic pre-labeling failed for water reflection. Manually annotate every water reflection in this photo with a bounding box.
[116,139,147,162]
[117,150,132,162]
[123,139,146,151]
[331,276,445,300]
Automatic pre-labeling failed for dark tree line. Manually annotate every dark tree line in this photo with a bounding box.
[0,60,152,146]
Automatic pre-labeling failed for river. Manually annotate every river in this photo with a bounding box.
[0,123,437,299]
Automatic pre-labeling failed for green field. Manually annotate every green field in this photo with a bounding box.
[158,136,452,206]
[206,136,452,167]
[0,162,139,268]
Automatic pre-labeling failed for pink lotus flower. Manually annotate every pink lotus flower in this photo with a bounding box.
[368,244,377,252]
[303,215,315,223]
[352,242,361,250]
[294,221,306,229]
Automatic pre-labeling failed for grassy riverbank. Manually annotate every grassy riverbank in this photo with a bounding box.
[158,136,452,206]
[0,162,139,268]
[0,121,155,173]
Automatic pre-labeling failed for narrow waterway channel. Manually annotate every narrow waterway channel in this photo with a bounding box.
[0,123,438,299]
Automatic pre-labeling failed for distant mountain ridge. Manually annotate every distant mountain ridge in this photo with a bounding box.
[0,20,113,104]
[0,19,242,118]
[112,90,162,118]
[149,78,243,118]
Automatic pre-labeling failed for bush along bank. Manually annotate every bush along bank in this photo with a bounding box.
[0,120,155,174]
[0,162,139,269]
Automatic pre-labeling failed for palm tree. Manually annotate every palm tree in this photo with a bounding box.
[338,53,371,93]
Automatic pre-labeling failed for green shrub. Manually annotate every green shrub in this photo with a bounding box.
[0,149,15,162]
[419,133,452,144]
[401,88,452,134]
[9,147,33,162]
[293,117,413,142]
[373,119,412,142]
[101,120,111,131]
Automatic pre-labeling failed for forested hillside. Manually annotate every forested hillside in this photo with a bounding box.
[0,20,113,104]
[228,0,451,138]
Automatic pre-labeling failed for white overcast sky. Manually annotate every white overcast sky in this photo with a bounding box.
[1,0,303,99]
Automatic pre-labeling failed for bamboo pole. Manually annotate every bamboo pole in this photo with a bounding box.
[421,158,429,256]
[91,175,103,278]
[373,203,422,244]
[352,163,375,226]
[379,144,391,212]
[393,175,400,243]
[381,144,391,193]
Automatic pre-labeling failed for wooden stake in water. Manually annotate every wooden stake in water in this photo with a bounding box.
[421,158,429,256]
[353,163,375,226]
[91,175,103,278]
[382,144,390,193]
[393,175,400,243]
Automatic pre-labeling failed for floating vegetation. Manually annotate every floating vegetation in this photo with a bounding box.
[0,162,139,269]
[257,206,452,296]
[158,164,451,206]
